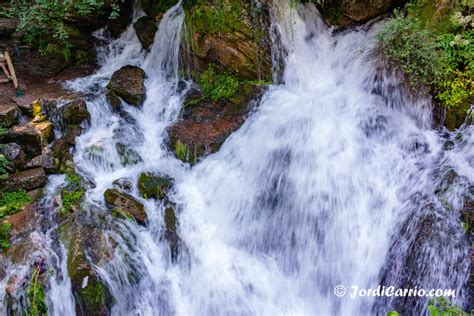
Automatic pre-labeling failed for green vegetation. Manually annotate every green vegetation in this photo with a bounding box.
[1,0,122,59]
[59,172,84,214]
[111,208,134,221]
[427,297,469,315]
[376,0,473,116]
[60,189,85,214]
[65,172,82,186]
[387,297,469,315]
[0,222,12,250]
[0,190,32,250]
[198,66,240,101]
[184,0,244,34]
[0,154,9,180]
[0,190,32,215]
[175,140,188,162]
[0,125,7,139]
[28,266,48,316]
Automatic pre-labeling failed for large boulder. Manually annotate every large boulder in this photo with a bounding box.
[51,125,84,172]
[374,194,470,314]
[0,103,19,128]
[137,172,172,200]
[182,0,272,82]
[106,65,146,107]
[60,217,113,316]
[25,152,59,174]
[104,189,147,225]
[167,84,264,163]
[316,0,406,27]
[6,125,45,159]
[41,97,90,132]
[0,168,47,192]
[133,16,158,50]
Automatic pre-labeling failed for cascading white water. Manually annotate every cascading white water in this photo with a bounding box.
[3,1,471,315]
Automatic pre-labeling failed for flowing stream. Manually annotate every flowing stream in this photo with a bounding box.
[2,1,473,315]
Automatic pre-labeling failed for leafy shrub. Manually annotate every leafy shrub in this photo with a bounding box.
[4,0,122,57]
[375,1,473,110]
[198,66,240,101]
[427,297,469,315]
[0,190,32,216]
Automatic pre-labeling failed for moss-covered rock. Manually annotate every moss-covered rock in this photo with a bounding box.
[182,0,272,82]
[133,16,158,49]
[167,83,264,163]
[50,125,84,172]
[0,103,19,128]
[60,218,113,316]
[164,206,179,262]
[6,126,45,159]
[444,102,471,131]
[104,189,147,225]
[0,168,47,192]
[106,65,146,107]
[115,143,142,166]
[30,119,54,143]
[137,172,172,200]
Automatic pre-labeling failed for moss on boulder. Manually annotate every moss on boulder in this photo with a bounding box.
[137,172,172,200]
[168,83,264,163]
[60,218,113,316]
[182,0,272,82]
[104,189,147,225]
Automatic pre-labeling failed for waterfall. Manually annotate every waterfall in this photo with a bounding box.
[2,1,472,315]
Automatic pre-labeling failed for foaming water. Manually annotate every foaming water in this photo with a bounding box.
[3,1,471,315]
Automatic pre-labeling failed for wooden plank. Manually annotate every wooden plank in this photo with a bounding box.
[4,51,17,89]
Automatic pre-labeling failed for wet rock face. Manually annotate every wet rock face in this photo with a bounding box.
[106,65,146,107]
[133,16,158,50]
[0,143,26,170]
[316,0,406,26]
[25,152,59,174]
[0,168,47,192]
[60,217,113,316]
[42,97,90,132]
[164,206,179,262]
[104,189,147,225]
[141,0,177,19]
[6,126,44,159]
[137,172,172,200]
[0,103,19,127]
[168,84,264,163]
[183,0,272,82]
[374,195,470,315]
[51,125,84,171]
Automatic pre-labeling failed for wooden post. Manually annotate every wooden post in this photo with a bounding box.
[4,51,18,89]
